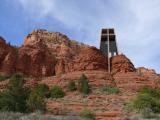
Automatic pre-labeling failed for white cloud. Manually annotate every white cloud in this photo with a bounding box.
[18,0,55,18]
[16,0,160,73]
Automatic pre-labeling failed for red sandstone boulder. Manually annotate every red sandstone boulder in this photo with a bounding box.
[111,54,136,73]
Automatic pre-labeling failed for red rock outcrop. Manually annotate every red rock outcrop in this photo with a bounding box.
[0,37,17,75]
[137,67,158,77]
[67,47,108,72]
[17,42,56,77]
[111,54,136,73]
[0,29,137,77]
[14,29,109,77]
[16,29,89,77]
[23,29,86,60]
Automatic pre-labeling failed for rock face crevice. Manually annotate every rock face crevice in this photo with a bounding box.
[0,29,136,77]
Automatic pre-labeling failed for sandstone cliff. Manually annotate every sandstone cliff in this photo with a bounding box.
[0,29,136,77]
[0,37,17,75]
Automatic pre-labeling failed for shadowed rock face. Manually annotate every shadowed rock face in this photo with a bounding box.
[17,44,56,77]
[0,29,136,77]
[0,37,17,75]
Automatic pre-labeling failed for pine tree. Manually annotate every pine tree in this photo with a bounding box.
[79,74,90,94]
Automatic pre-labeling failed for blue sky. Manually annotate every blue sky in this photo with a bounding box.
[0,0,160,73]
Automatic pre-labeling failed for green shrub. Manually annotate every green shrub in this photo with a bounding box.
[79,74,90,95]
[125,87,160,118]
[101,86,120,94]
[68,80,77,91]
[9,74,24,88]
[0,74,30,113]
[0,75,9,81]
[133,87,160,113]
[0,74,48,113]
[79,109,96,120]
[35,84,50,98]
[27,90,45,112]
[27,84,48,112]
[50,85,65,98]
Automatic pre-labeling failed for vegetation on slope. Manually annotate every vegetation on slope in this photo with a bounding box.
[0,74,46,113]
[0,75,9,81]
[78,74,90,95]
[80,109,96,120]
[101,86,120,94]
[125,86,160,119]
[68,80,77,91]
[51,85,65,98]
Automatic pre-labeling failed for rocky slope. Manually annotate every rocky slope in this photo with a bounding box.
[0,29,160,120]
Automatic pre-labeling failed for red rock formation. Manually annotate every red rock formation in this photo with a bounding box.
[1,29,160,120]
[67,47,108,72]
[111,54,136,73]
[17,43,56,77]
[13,29,109,77]
[137,67,158,76]
[16,29,89,77]
[0,37,17,75]
[0,30,138,77]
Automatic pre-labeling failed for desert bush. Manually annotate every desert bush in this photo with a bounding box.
[68,80,77,91]
[0,74,30,112]
[0,74,47,113]
[50,85,65,98]
[79,109,95,120]
[79,74,90,95]
[125,86,160,119]
[133,87,160,113]
[0,75,9,81]
[35,84,50,98]
[101,86,120,94]
[27,90,46,112]
[9,73,24,88]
